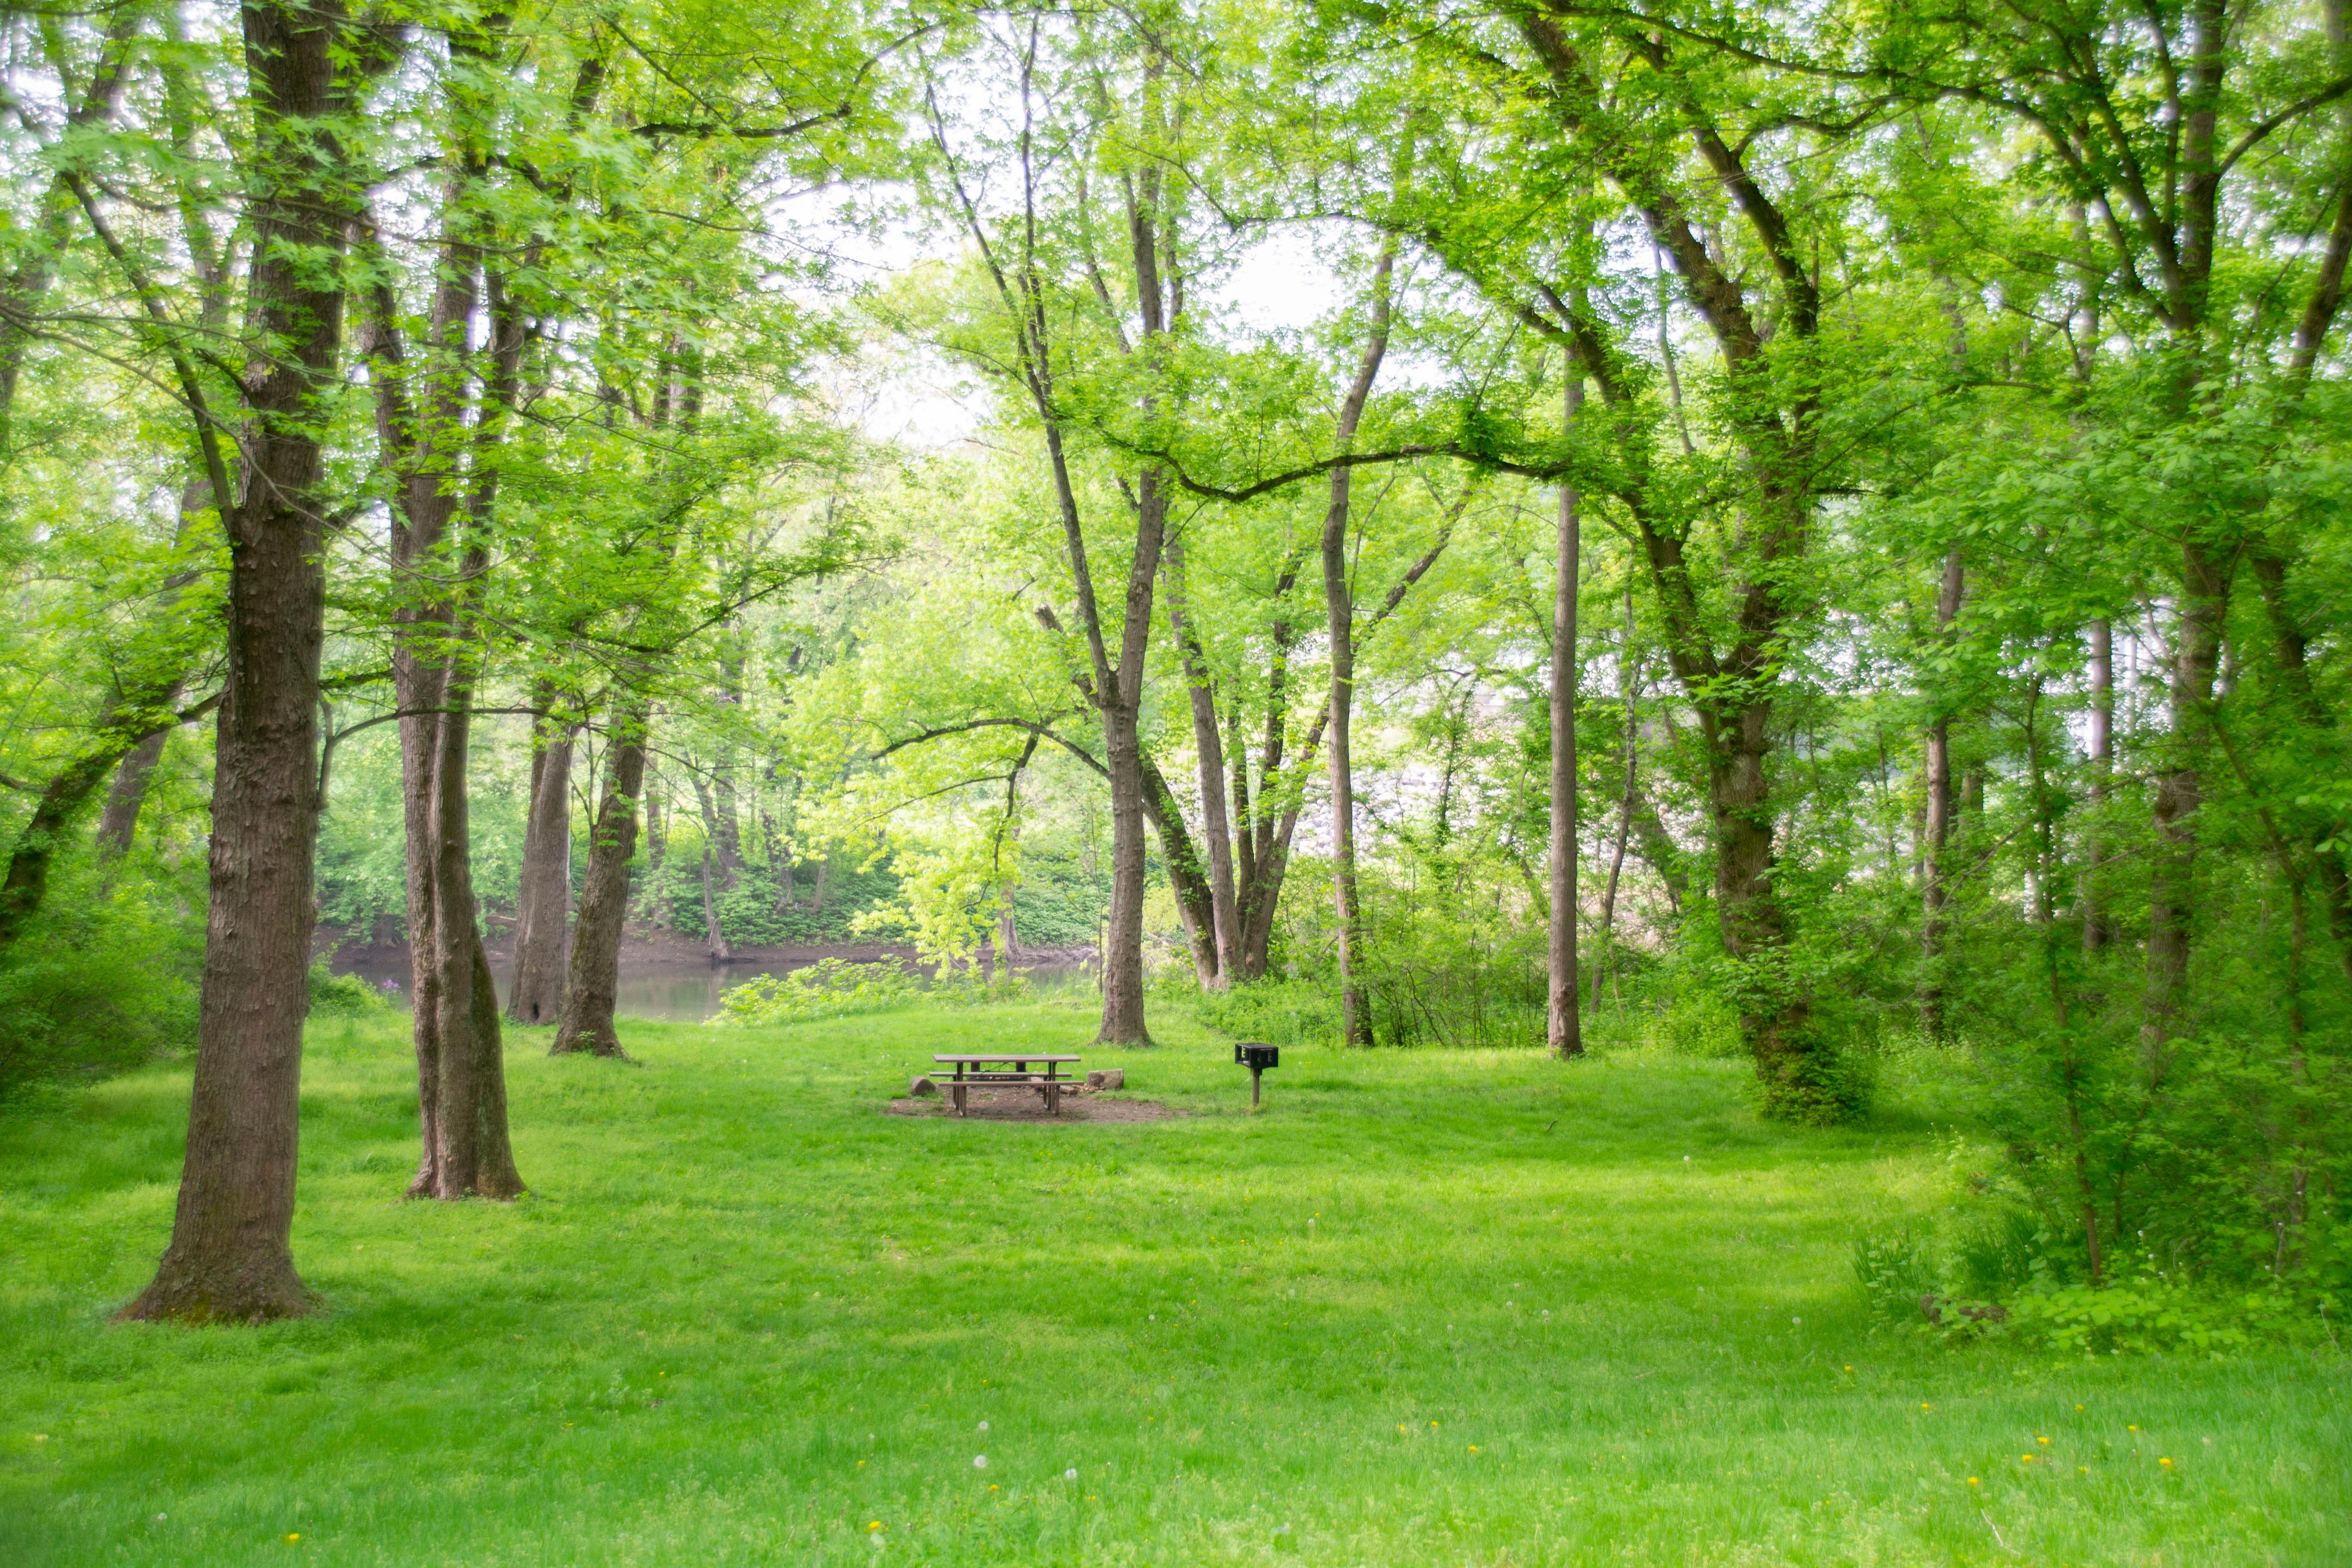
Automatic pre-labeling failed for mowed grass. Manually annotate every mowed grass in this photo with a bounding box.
[1,1000,2345,1567]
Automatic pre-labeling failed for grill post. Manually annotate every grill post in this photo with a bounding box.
[1234,1042,1278,1110]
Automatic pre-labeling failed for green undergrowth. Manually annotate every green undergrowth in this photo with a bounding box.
[0,1000,2345,1566]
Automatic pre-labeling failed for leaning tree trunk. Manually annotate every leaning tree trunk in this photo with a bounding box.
[507,705,574,1024]
[1919,547,1965,1037]
[94,472,212,860]
[553,702,649,1058]
[121,0,354,1324]
[1321,243,1394,1048]
[96,727,172,855]
[1548,371,1584,1058]
[0,683,193,954]
[2081,617,2114,955]
[1162,538,1240,988]
[691,775,734,962]
[2144,541,2230,1059]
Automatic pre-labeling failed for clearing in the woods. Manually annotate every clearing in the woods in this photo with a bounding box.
[1,1001,2343,1566]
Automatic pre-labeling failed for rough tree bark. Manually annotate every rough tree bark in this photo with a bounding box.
[400,634,523,1199]
[124,0,361,1321]
[553,701,650,1059]
[1548,368,1583,1058]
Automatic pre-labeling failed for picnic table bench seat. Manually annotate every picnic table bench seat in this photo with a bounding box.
[930,1054,1083,1116]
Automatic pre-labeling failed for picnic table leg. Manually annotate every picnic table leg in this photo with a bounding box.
[952,1083,967,1118]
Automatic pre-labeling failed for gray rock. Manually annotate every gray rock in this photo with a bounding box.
[1085,1068,1124,1091]
[909,1075,940,1098]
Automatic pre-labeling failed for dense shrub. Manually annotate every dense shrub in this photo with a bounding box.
[307,962,389,1016]
[710,959,921,1024]
[709,957,1028,1026]
[1193,977,1343,1048]
[0,850,203,1099]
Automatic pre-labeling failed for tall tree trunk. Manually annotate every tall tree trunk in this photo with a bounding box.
[1321,244,1394,1048]
[1323,550,1370,1047]
[2081,617,2113,954]
[123,0,357,1323]
[935,52,1173,1040]
[1092,462,1170,1047]
[553,702,649,1058]
[1099,693,1155,1043]
[507,703,574,1024]
[371,100,527,1202]
[1162,537,1239,987]
[1919,547,1965,1037]
[404,659,523,1199]
[1711,703,1807,1084]
[1548,370,1584,1058]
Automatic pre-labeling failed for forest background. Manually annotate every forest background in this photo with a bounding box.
[0,0,2346,1328]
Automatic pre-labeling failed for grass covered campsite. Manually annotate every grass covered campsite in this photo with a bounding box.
[4,1000,2343,1567]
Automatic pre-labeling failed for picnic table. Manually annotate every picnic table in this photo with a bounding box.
[932,1054,1082,1117]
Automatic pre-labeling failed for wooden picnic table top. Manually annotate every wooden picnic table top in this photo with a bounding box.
[933,1054,1083,1063]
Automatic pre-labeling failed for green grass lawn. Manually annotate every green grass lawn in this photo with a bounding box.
[2,998,2344,1566]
